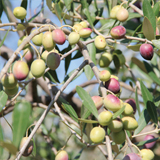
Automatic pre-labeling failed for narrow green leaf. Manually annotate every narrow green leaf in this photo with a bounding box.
[153,2,160,17]
[65,51,71,74]
[78,118,98,123]
[0,0,3,18]
[143,61,160,86]
[134,108,150,135]
[63,0,73,10]
[54,3,62,22]
[46,0,52,11]
[131,57,147,73]
[0,91,8,112]
[142,0,156,34]
[81,104,91,119]
[0,123,4,156]
[72,50,82,59]
[74,148,84,159]
[21,0,27,10]
[12,101,31,147]
[99,19,117,32]
[128,12,141,21]
[142,17,155,40]
[32,138,36,157]
[146,101,158,124]
[28,8,44,22]
[135,87,141,116]
[62,102,78,123]
[0,27,10,48]
[127,44,141,51]
[44,70,60,83]
[152,39,160,50]
[76,86,98,118]
[0,141,17,155]
[112,105,125,119]
[135,137,159,146]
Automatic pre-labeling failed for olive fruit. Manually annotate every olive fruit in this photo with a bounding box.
[31,59,46,78]
[4,84,19,97]
[68,32,80,45]
[99,70,111,82]
[105,78,120,94]
[16,24,26,31]
[41,50,49,62]
[18,36,30,50]
[90,127,105,143]
[122,116,138,131]
[42,32,55,51]
[123,153,142,160]
[80,21,88,28]
[122,102,134,116]
[111,75,119,80]
[99,52,113,67]
[108,118,123,132]
[31,29,43,46]
[110,5,121,19]
[46,52,60,70]
[140,149,154,160]
[52,29,66,45]
[79,28,92,38]
[91,96,103,110]
[139,44,154,60]
[24,47,34,62]
[111,130,126,144]
[125,98,136,114]
[110,26,126,39]
[116,8,129,22]
[144,135,156,149]
[1,73,17,89]
[94,35,107,50]
[20,137,34,157]
[98,111,112,126]
[13,60,29,81]
[103,94,121,112]
[55,150,69,160]
[13,7,27,20]
[73,23,83,32]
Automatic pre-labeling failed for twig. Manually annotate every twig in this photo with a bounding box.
[106,135,113,160]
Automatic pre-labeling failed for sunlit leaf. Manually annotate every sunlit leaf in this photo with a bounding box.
[0,91,8,112]
[112,105,125,119]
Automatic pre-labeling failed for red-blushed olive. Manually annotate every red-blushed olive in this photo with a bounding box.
[90,127,105,143]
[4,84,19,97]
[42,32,55,51]
[73,23,83,32]
[79,28,92,38]
[99,52,113,67]
[105,78,120,94]
[20,137,34,157]
[91,95,103,110]
[80,21,88,28]
[94,35,107,50]
[13,60,29,81]
[41,50,49,62]
[1,73,17,89]
[108,118,123,132]
[55,150,69,160]
[99,70,111,82]
[103,94,122,112]
[123,153,142,160]
[125,98,136,114]
[144,135,156,149]
[110,5,121,19]
[17,36,30,50]
[122,116,138,131]
[116,8,129,22]
[111,130,126,144]
[110,26,126,39]
[98,111,112,126]
[13,7,27,20]
[140,149,154,160]
[122,102,134,116]
[46,52,60,70]
[31,59,46,78]
[139,44,154,60]
[24,47,34,62]
[52,29,66,45]
[31,29,43,46]
[68,32,80,45]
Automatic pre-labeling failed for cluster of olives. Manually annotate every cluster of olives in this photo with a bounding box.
[90,91,138,145]
[68,21,92,45]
